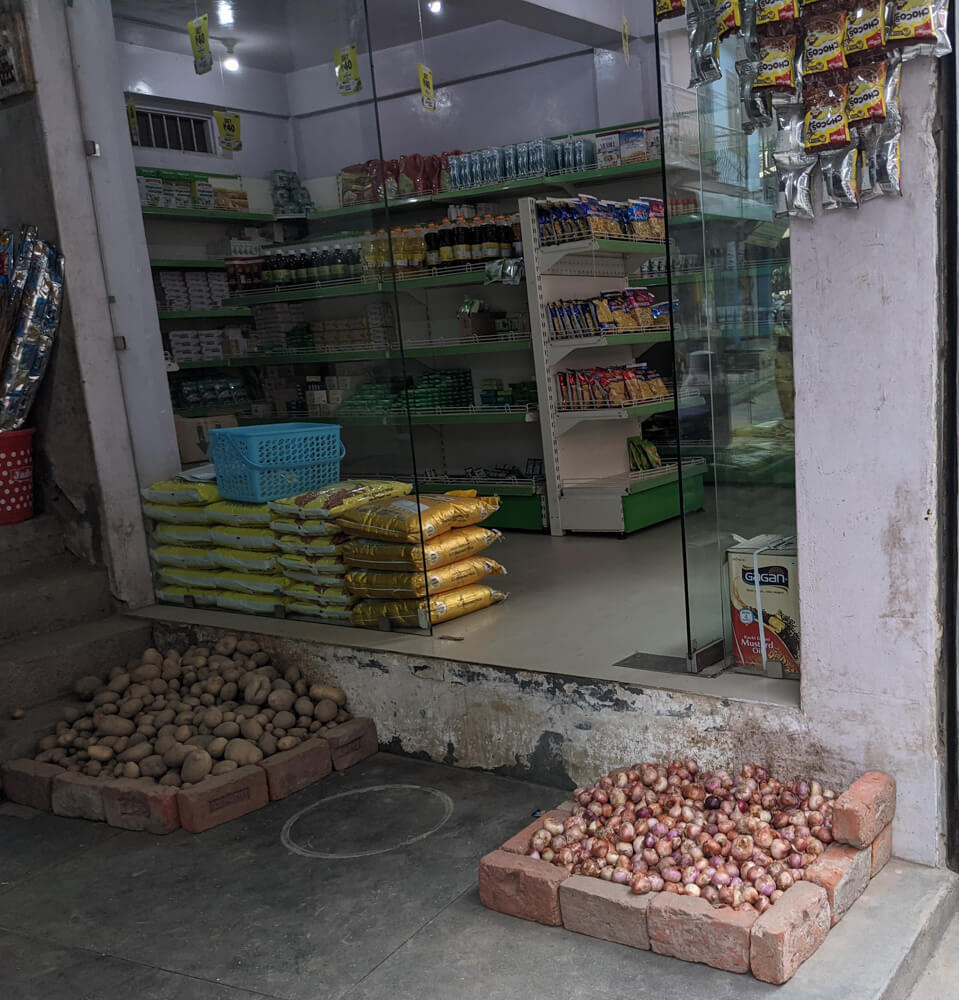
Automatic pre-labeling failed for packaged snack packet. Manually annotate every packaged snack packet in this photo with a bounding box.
[687,0,723,87]
[756,35,800,92]
[803,13,849,75]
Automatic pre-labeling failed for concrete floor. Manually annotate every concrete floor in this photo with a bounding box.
[0,754,953,1000]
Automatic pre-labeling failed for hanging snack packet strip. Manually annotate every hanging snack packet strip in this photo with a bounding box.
[773,105,818,219]
[656,0,686,19]
[687,0,723,87]
[718,0,744,38]
[820,131,862,209]
[756,0,801,33]
[846,61,888,124]
[803,83,852,151]
[843,0,887,60]
[803,13,849,76]
[887,0,951,58]
[755,35,801,91]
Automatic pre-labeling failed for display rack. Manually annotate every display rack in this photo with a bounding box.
[519,196,707,536]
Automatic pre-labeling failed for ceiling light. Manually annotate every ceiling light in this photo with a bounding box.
[223,55,240,71]
[217,1,234,27]
[427,0,442,12]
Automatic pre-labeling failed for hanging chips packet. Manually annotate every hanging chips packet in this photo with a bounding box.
[687,0,723,87]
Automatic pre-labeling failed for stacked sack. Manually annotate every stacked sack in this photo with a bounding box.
[267,480,415,622]
[142,481,285,613]
[336,492,508,629]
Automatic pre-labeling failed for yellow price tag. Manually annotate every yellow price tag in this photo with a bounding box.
[418,63,436,112]
[188,14,212,75]
[334,44,362,97]
[213,110,242,152]
[126,97,139,144]
[622,15,630,65]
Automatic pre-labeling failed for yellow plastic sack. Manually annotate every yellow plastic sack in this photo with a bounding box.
[156,584,217,607]
[153,523,211,546]
[342,526,503,571]
[350,584,506,628]
[337,494,500,542]
[150,545,216,569]
[275,533,346,556]
[214,571,286,595]
[277,553,346,585]
[142,502,210,525]
[157,567,219,589]
[281,580,355,605]
[270,517,343,538]
[345,556,506,599]
[208,525,277,551]
[205,501,272,526]
[216,590,285,614]
[211,547,279,573]
[141,480,220,505]
[288,602,353,622]
[269,480,412,520]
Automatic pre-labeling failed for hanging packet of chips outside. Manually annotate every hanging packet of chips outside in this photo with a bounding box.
[803,13,848,75]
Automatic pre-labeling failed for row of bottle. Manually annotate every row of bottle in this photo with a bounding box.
[260,213,524,287]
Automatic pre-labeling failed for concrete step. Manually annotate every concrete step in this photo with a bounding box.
[0,514,64,572]
[0,556,113,641]
[0,615,152,713]
[908,911,959,999]
[0,695,84,767]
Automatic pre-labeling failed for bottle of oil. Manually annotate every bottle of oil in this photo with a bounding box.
[438,217,454,269]
[452,217,471,264]
[373,228,389,276]
[482,215,500,259]
[424,221,440,269]
[392,227,408,272]
[409,225,427,270]
[274,251,291,284]
[470,216,485,263]
[361,230,377,279]
[496,216,513,257]
[317,246,331,282]
[308,246,321,281]
[261,252,275,285]
[330,245,346,281]
[294,248,310,282]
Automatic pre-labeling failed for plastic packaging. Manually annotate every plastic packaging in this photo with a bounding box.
[211,547,280,572]
[213,570,286,595]
[156,585,218,607]
[342,525,503,571]
[773,105,818,219]
[142,502,210,525]
[350,583,506,629]
[216,590,285,614]
[281,581,355,605]
[269,517,343,537]
[268,480,412,520]
[336,494,500,542]
[157,566,219,589]
[208,525,277,550]
[205,500,272,525]
[140,481,221,505]
[344,556,506,599]
[150,545,217,568]
[153,523,211,546]
[277,552,347,585]
[687,0,723,87]
[275,533,346,556]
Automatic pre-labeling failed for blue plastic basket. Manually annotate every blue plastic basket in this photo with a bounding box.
[208,423,346,503]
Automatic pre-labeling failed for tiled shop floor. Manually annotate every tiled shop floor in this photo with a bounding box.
[0,754,950,1000]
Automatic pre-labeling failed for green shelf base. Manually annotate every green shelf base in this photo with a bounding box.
[622,468,705,534]
[143,207,274,223]
[158,309,252,319]
[151,259,226,269]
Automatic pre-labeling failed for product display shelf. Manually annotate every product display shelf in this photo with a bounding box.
[142,206,275,223]
[235,405,537,428]
[150,258,227,270]
[220,263,497,308]
[536,234,666,273]
[157,308,253,320]
[547,327,671,365]
[554,389,704,433]
[629,259,790,288]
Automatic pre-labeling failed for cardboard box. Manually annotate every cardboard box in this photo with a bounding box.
[596,131,622,169]
[619,129,649,165]
[174,414,238,465]
[727,535,799,677]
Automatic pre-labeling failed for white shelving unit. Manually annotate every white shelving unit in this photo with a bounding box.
[519,197,708,536]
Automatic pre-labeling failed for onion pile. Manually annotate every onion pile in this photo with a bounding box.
[528,761,836,914]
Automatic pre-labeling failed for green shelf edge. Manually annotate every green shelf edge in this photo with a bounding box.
[172,337,532,369]
[233,410,537,427]
[151,258,227,269]
[630,261,785,288]
[143,207,274,223]
[552,330,671,350]
[158,309,252,319]
[416,481,539,497]
[220,268,493,307]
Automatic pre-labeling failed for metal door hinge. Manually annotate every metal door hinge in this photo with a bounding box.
[84,140,101,157]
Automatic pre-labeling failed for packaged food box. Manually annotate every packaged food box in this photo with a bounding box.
[596,131,622,168]
[619,129,649,165]
[193,180,215,210]
[727,535,799,678]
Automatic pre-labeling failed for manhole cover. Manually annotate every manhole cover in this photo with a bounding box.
[281,783,454,859]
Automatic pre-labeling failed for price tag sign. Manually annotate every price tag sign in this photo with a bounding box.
[213,110,242,151]
[418,63,436,112]
[622,15,630,64]
[188,14,212,75]
[126,97,139,144]
[334,44,362,96]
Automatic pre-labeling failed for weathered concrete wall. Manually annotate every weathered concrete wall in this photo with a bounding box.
[791,57,944,868]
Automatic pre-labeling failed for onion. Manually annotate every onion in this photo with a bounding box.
[551,835,567,851]
[615,841,634,857]
[662,867,682,883]
[812,826,833,844]
[731,835,754,862]
[529,850,541,860]
[541,848,554,862]
[612,870,630,884]
[788,852,803,869]
[776,871,795,890]
[704,795,721,810]
[593,789,608,805]
[770,839,789,860]
[796,781,810,799]
[742,886,760,905]
[647,872,665,892]
[757,877,777,897]
[756,896,771,914]
[600,867,615,881]
[685,884,702,898]
[620,822,635,842]
[711,870,731,888]
[702,885,720,903]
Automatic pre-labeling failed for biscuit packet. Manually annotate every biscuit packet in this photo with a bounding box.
[846,61,889,124]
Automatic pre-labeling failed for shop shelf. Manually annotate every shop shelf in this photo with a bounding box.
[150,258,227,269]
[220,263,497,307]
[174,406,251,418]
[537,234,666,272]
[401,333,531,358]
[629,260,789,288]
[157,308,253,319]
[142,207,274,223]
[554,390,704,433]
[547,328,671,364]
[238,406,538,428]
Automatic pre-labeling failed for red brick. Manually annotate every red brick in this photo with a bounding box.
[871,823,893,877]
[648,893,758,973]
[833,771,896,848]
[176,764,268,833]
[750,882,831,984]
[258,739,331,801]
[478,849,570,926]
[52,772,105,822]
[804,843,871,925]
[325,717,378,771]
[501,809,571,855]
[559,875,652,950]
[0,759,63,812]
[102,778,180,834]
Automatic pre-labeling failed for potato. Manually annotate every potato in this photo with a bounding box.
[61,706,81,724]
[93,690,120,706]
[161,664,182,682]
[122,763,141,779]
[314,699,338,723]
[159,771,182,787]
[258,733,278,756]
[220,682,238,701]
[296,716,313,730]
[142,648,163,666]
[231,654,249,670]
[126,733,148,748]
[213,721,240,739]
[118,741,153,763]
[88,745,114,762]
[75,717,94,732]
[140,755,166,778]
[199,694,215,707]
[84,761,103,777]
[149,678,168,695]
[284,666,302,685]
[236,639,260,655]
[239,719,263,741]
[106,673,131,694]
[163,743,193,767]
[309,684,347,706]
[222,711,236,723]
[293,680,308,696]
[244,676,270,706]
[266,689,295,713]
[224,738,263,766]
[186,734,214,749]
[276,736,300,752]
[205,676,224,696]
[168,678,181,691]
[181,749,213,784]
[309,720,322,733]
[252,652,271,667]
[211,760,238,776]
[336,709,352,723]
[203,707,223,729]
[173,724,192,743]
[131,663,160,683]
[96,715,135,737]
[293,696,313,718]
[272,711,295,730]
[138,725,157,739]
[118,698,143,719]
[99,704,118,716]
[208,737,228,760]
[215,636,237,656]
[288,728,308,739]
[271,678,292,692]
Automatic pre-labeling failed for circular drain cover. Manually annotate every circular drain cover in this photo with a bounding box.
[281,783,454,859]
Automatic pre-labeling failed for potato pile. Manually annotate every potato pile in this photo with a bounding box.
[32,635,352,787]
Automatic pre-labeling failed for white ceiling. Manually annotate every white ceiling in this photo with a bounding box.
[112,0,502,74]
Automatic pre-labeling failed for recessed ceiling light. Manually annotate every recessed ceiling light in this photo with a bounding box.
[217,1,234,27]
[427,0,442,12]
[223,55,240,72]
